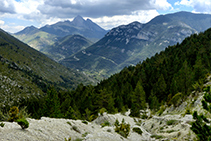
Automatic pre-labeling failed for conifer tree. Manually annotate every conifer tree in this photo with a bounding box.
[130,80,146,117]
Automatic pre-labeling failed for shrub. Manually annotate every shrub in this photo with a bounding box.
[8,106,19,122]
[157,105,165,116]
[166,120,178,125]
[107,129,111,132]
[132,127,143,135]
[99,108,107,116]
[0,122,5,127]
[170,93,182,107]
[114,119,130,138]
[151,134,164,139]
[82,120,88,125]
[67,121,72,126]
[101,121,110,127]
[64,137,71,141]
[19,106,31,119]
[16,118,29,129]
[0,110,7,121]
[72,125,80,133]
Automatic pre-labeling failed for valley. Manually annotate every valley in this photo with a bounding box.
[0,10,211,141]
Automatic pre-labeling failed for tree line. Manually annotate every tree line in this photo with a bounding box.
[17,28,211,120]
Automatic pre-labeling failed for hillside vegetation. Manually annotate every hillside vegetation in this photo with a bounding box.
[0,28,93,112]
[16,27,211,121]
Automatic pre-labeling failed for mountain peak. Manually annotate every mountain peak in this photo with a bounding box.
[72,15,85,26]
[15,25,38,35]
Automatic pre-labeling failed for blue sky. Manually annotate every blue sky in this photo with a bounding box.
[0,0,210,33]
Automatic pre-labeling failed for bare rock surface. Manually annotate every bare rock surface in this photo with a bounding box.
[1,91,208,141]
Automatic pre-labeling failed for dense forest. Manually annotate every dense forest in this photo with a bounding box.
[13,27,211,120]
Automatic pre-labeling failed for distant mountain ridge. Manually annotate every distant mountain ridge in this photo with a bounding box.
[60,11,211,79]
[40,15,107,42]
[41,34,93,62]
[14,16,107,50]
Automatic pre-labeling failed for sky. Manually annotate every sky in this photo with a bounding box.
[0,0,211,33]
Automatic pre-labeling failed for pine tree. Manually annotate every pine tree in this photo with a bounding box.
[130,80,146,117]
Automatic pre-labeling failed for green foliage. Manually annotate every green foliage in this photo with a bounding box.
[67,121,72,126]
[101,121,110,127]
[99,107,107,116]
[72,125,80,133]
[166,120,178,125]
[0,109,7,121]
[191,87,211,140]
[130,81,146,117]
[170,92,182,107]
[0,122,5,127]
[8,106,19,122]
[157,105,166,116]
[151,134,164,139]
[16,118,29,129]
[132,127,143,135]
[114,119,130,138]
[3,27,211,125]
[82,120,88,125]
[64,137,71,141]
[19,106,31,119]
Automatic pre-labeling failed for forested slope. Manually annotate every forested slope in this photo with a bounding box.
[25,28,211,119]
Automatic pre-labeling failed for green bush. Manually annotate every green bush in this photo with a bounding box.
[114,119,130,138]
[101,121,110,127]
[19,106,31,119]
[82,120,88,125]
[151,134,164,139]
[0,110,7,121]
[157,105,165,116]
[64,137,71,141]
[166,120,178,125]
[16,118,29,129]
[8,106,19,122]
[0,122,5,127]
[170,93,182,107]
[99,108,107,116]
[67,121,72,126]
[72,125,80,133]
[132,127,143,135]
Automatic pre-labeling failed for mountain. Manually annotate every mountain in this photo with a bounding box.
[15,26,39,35]
[0,28,94,108]
[14,16,107,51]
[14,26,57,51]
[60,11,211,79]
[40,15,107,42]
[41,34,93,62]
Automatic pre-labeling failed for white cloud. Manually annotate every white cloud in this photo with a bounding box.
[93,10,159,30]
[0,0,15,14]
[175,0,211,13]
[0,20,5,25]
[0,24,25,33]
[0,0,172,32]
[14,0,44,14]
[36,0,172,19]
